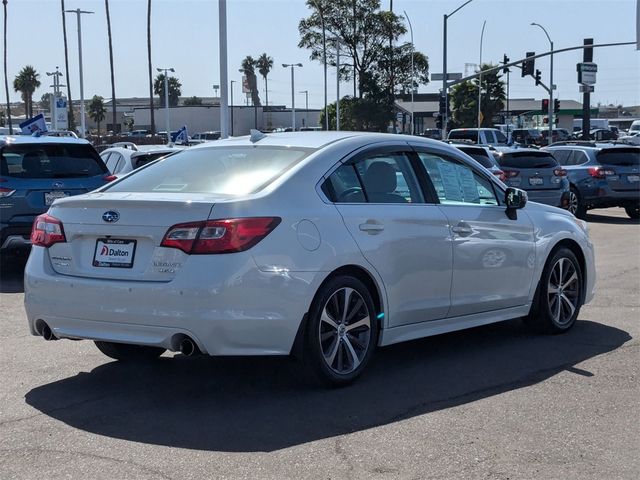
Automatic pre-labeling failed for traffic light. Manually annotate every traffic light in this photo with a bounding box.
[535,69,542,86]
[438,94,450,115]
[502,54,510,74]
[541,98,549,114]
[521,52,535,77]
[554,99,560,112]
[435,114,443,129]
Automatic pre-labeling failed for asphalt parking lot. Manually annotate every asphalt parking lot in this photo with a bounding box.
[0,207,638,480]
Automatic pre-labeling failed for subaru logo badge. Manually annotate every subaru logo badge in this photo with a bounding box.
[52,181,64,188]
[102,211,119,223]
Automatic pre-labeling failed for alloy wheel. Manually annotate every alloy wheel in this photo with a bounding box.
[547,257,580,326]
[319,287,372,375]
[568,191,579,215]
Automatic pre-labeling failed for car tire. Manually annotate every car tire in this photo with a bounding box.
[304,275,378,387]
[94,341,166,361]
[568,187,586,219]
[624,206,639,220]
[525,247,583,334]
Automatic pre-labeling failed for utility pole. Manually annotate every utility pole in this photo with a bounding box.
[219,0,229,138]
[581,38,594,140]
[531,23,554,145]
[283,63,303,130]
[300,90,309,127]
[156,67,174,143]
[64,8,94,137]
[336,42,340,131]
[230,80,235,136]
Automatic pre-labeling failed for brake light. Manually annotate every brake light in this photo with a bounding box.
[494,170,507,182]
[553,168,567,177]
[502,169,520,178]
[0,187,15,197]
[31,214,66,247]
[103,175,117,182]
[161,217,281,254]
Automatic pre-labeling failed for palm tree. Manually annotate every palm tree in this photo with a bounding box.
[147,0,155,133]
[105,0,116,133]
[153,73,182,107]
[13,65,41,118]
[61,0,74,131]
[256,53,273,107]
[88,95,106,137]
[3,0,12,133]
[240,56,260,107]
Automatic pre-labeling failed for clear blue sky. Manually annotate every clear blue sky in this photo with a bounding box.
[5,0,640,108]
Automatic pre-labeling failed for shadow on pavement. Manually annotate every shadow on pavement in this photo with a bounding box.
[586,212,638,224]
[26,319,630,452]
[0,253,27,293]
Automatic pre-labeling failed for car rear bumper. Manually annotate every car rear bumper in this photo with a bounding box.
[24,246,322,355]
[0,223,32,250]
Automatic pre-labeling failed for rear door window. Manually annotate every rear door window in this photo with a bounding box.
[0,143,107,178]
[483,130,496,144]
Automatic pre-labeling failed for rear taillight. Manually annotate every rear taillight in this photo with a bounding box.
[161,217,281,254]
[0,187,16,197]
[588,167,616,179]
[553,168,567,177]
[103,175,118,182]
[494,170,507,182]
[502,169,520,178]
[31,214,66,248]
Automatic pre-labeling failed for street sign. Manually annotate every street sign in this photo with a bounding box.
[579,85,595,93]
[431,72,462,81]
[577,62,597,85]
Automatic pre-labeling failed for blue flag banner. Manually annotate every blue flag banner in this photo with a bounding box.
[173,125,188,143]
[19,113,48,135]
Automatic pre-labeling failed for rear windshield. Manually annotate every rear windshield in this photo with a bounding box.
[448,130,479,142]
[496,151,558,169]
[0,143,106,178]
[132,151,177,169]
[106,146,313,195]
[597,148,640,166]
[457,148,494,168]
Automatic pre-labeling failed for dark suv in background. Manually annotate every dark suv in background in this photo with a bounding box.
[543,142,640,219]
[0,136,113,254]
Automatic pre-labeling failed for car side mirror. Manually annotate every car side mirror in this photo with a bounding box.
[505,187,527,210]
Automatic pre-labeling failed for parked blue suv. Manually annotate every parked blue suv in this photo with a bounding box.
[0,136,113,253]
[543,142,640,219]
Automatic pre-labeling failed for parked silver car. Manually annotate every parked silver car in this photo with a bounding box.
[24,132,595,386]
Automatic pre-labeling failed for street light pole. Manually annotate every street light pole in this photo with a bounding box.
[65,8,93,138]
[300,90,309,127]
[531,23,554,146]
[230,80,235,136]
[403,10,415,135]
[46,67,64,130]
[282,63,302,130]
[336,41,340,131]
[477,20,486,143]
[442,0,474,139]
[156,67,174,144]
[310,0,328,130]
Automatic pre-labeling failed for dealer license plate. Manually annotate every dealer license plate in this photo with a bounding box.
[93,238,136,268]
[529,177,543,186]
[45,191,69,206]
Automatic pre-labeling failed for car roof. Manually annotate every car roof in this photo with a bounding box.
[0,135,92,146]
[493,146,548,154]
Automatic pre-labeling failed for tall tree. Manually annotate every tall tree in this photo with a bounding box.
[256,53,273,107]
[450,64,505,128]
[153,74,181,107]
[147,0,155,133]
[3,0,11,133]
[299,0,407,98]
[87,95,106,136]
[104,0,117,133]
[240,56,261,107]
[61,0,74,131]
[13,65,41,117]
[40,92,53,111]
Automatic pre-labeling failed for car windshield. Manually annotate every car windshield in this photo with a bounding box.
[0,143,106,179]
[106,145,313,195]
[597,148,640,166]
[497,151,558,169]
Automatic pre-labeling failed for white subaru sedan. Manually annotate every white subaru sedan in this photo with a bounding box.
[24,132,596,386]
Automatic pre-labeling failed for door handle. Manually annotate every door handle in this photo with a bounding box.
[359,221,384,234]
[451,223,473,236]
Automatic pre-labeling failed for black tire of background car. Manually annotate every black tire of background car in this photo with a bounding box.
[624,206,640,220]
[570,187,587,219]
